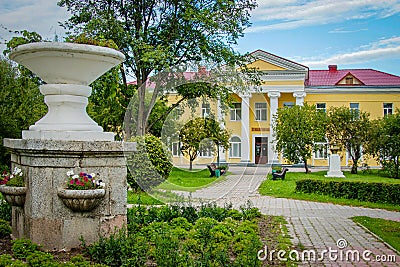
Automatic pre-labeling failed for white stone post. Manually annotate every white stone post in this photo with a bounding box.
[240,93,251,164]
[293,91,306,106]
[217,97,226,163]
[268,91,281,163]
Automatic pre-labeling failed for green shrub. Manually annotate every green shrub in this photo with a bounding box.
[26,251,54,267]
[0,198,11,221]
[127,134,172,190]
[12,239,40,260]
[0,219,11,237]
[295,179,400,204]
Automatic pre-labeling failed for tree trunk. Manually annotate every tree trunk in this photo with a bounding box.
[351,156,359,174]
[189,160,193,171]
[303,158,309,174]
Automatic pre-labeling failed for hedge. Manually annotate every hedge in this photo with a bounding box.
[295,179,400,204]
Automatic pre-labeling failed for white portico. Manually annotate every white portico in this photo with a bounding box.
[226,50,308,165]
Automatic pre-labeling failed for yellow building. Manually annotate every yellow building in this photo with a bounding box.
[169,50,400,167]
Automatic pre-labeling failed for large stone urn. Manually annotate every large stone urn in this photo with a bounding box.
[9,42,124,141]
[5,42,135,250]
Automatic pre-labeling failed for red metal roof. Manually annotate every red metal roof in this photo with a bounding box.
[307,67,400,86]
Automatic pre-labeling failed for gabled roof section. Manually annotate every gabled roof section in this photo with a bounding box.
[248,50,309,72]
[335,72,365,86]
[307,67,400,86]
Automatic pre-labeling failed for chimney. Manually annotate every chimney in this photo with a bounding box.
[328,65,337,71]
[198,66,207,75]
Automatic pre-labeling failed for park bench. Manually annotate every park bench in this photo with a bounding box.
[207,164,226,177]
[271,168,288,180]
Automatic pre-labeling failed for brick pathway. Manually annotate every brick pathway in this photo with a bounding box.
[183,166,400,266]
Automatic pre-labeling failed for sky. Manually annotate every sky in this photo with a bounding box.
[0,0,399,76]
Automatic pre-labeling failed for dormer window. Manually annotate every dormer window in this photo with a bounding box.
[345,76,353,85]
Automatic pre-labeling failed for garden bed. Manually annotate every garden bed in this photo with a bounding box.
[0,202,296,266]
[259,170,400,211]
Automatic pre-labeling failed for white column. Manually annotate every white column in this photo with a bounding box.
[268,91,280,163]
[293,91,306,106]
[240,93,251,164]
[217,97,226,163]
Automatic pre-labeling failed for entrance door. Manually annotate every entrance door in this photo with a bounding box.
[255,137,268,164]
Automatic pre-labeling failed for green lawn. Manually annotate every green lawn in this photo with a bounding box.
[258,170,400,211]
[157,167,227,192]
[127,190,164,205]
[352,216,400,252]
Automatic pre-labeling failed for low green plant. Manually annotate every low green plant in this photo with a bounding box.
[26,251,54,267]
[0,254,25,267]
[259,170,400,211]
[0,219,11,237]
[12,238,40,260]
[295,179,400,204]
[0,198,11,221]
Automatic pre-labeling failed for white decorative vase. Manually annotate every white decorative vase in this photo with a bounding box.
[9,42,125,141]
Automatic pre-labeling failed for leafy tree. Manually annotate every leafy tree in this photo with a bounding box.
[179,117,230,170]
[326,106,370,174]
[366,110,400,178]
[58,0,259,137]
[0,58,46,167]
[273,103,326,173]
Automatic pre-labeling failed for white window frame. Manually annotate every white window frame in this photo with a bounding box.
[350,103,359,111]
[171,142,180,157]
[199,147,213,158]
[230,103,241,121]
[229,136,241,158]
[383,103,393,116]
[316,103,326,113]
[314,143,328,159]
[255,102,267,121]
[202,103,210,118]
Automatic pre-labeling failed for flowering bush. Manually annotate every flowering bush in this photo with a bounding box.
[66,170,105,190]
[0,167,24,187]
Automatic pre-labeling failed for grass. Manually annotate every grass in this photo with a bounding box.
[127,190,164,205]
[258,170,400,211]
[157,167,227,192]
[352,216,400,252]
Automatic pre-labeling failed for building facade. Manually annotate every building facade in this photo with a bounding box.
[170,50,400,166]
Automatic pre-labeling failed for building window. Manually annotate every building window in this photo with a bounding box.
[283,102,294,108]
[230,103,241,121]
[255,103,267,121]
[202,103,210,118]
[229,136,241,158]
[314,143,328,159]
[316,103,326,113]
[199,148,213,157]
[171,142,180,157]
[345,76,353,85]
[350,103,359,111]
[350,103,359,117]
[383,103,393,116]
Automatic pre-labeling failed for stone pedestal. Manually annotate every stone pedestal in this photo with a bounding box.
[325,154,345,178]
[4,139,135,250]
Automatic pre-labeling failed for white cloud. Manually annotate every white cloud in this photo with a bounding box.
[0,0,69,49]
[248,0,400,32]
[299,37,400,68]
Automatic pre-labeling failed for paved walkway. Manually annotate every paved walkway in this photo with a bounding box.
[181,166,400,266]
